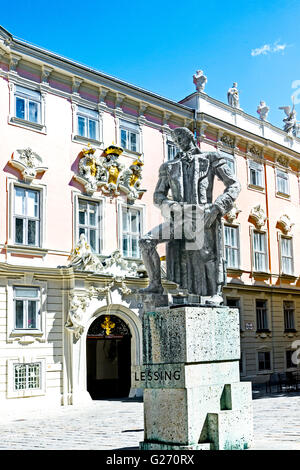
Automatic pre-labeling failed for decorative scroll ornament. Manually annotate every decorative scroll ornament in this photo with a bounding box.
[74,144,146,202]
[10,148,48,182]
[101,316,116,336]
[224,204,241,224]
[250,204,267,229]
[277,214,294,234]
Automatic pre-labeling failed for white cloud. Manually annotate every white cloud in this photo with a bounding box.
[251,41,288,57]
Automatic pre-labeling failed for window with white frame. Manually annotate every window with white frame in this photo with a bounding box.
[253,231,267,272]
[121,206,141,258]
[249,160,264,188]
[120,119,139,152]
[224,225,240,268]
[256,299,269,331]
[77,106,99,141]
[15,85,41,124]
[14,362,41,391]
[258,351,271,371]
[14,186,40,246]
[283,300,295,331]
[220,151,235,175]
[13,287,40,330]
[280,236,293,275]
[276,169,289,196]
[167,141,179,161]
[77,199,101,253]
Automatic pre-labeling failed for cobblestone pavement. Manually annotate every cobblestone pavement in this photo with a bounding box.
[0,393,300,450]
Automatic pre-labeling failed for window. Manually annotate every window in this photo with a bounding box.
[281,237,293,275]
[120,120,139,152]
[224,225,239,268]
[77,106,99,141]
[220,151,235,175]
[14,187,40,246]
[78,199,101,253]
[14,362,41,391]
[15,85,41,124]
[13,287,40,330]
[253,231,267,272]
[249,160,264,188]
[286,350,295,369]
[167,141,179,161]
[121,206,141,258]
[256,299,268,331]
[276,169,289,196]
[258,351,271,371]
[284,301,295,331]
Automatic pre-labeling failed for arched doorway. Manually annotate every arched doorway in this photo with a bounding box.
[86,314,132,399]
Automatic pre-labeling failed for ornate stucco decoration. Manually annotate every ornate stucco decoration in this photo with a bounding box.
[74,144,101,195]
[119,157,146,203]
[247,144,262,159]
[224,204,241,224]
[277,214,294,234]
[220,133,235,149]
[276,154,289,168]
[65,294,90,339]
[98,145,125,196]
[279,99,299,137]
[67,234,142,279]
[73,144,146,202]
[68,233,104,272]
[250,204,267,229]
[10,148,48,182]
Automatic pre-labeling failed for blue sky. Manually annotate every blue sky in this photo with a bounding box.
[1,0,299,128]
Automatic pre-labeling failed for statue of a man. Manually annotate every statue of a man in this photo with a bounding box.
[193,70,207,93]
[139,127,241,305]
[257,101,269,121]
[227,82,239,108]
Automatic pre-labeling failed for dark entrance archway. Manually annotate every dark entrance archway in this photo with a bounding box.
[86,314,132,399]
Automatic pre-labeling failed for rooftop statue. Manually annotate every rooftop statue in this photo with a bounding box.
[257,101,269,121]
[193,70,207,93]
[279,100,299,136]
[139,127,241,305]
[227,82,240,108]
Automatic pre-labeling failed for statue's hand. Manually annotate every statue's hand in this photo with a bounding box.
[204,204,221,228]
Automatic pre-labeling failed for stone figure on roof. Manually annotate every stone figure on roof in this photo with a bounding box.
[193,70,207,93]
[227,82,240,108]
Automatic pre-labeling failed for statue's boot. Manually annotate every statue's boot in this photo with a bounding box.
[205,294,223,306]
[139,283,164,294]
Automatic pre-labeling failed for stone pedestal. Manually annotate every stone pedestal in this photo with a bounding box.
[132,305,253,450]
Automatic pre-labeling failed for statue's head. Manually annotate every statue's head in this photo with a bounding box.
[233,82,238,88]
[172,127,196,152]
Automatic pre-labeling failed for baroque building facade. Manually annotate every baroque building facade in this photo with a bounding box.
[0,26,299,408]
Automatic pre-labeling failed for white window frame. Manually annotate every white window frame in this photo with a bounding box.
[7,357,46,398]
[220,150,236,175]
[118,202,145,259]
[252,230,268,273]
[13,286,41,331]
[224,224,240,269]
[280,235,294,276]
[276,169,290,197]
[119,119,141,154]
[8,81,46,133]
[13,186,40,247]
[7,280,47,343]
[166,140,179,161]
[8,179,47,251]
[73,193,105,255]
[72,103,102,145]
[248,159,264,189]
